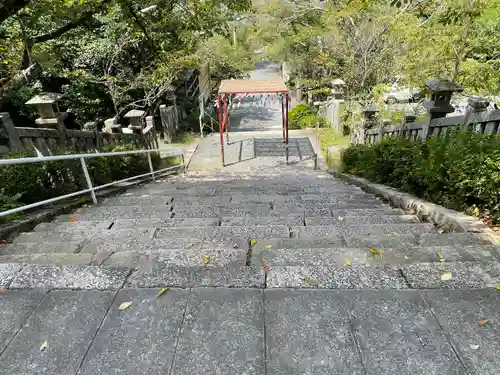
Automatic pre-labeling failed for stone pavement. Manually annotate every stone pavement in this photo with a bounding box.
[1,63,500,374]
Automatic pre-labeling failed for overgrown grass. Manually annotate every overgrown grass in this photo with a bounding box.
[171,132,197,144]
[316,128,350,169]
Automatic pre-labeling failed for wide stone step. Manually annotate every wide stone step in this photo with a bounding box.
[294,223,436,239]
[330,208,406,216]
[305,214,420,225]
[221,215,304,226]
[34,221,113,232]
[154,225,290,241]
[112,218,221,229]
[126,264,264,288]
[0,253,94,265]
[260,245,500,267]
[266,265,407,289]
[101,249,247,268]
[418,232,493,246]
[99,195,173,206]
[229,192,374,204]
[0,241,83,255]
[273,199,384,210]
[59,206,173,221]
[13,228,155,244]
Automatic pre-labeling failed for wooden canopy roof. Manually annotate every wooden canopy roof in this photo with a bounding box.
[218,79,288,94]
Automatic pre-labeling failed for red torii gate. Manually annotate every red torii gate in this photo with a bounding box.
[217,79,289,166]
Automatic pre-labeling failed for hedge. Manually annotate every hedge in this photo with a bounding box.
[342,131,500,223]
[0,143,162,219]
[288,104,328,129]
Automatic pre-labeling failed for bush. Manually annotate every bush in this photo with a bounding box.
[0,143,163,212]
[288,104,328,129]
[342,132,500,223]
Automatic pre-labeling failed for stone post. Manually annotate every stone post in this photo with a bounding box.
[330,79,346,135]
[125,109,146,146]
[0,112,23,152]
[84,121,101,150]
[26,93,68,147]
[104,117,122,134]
[399,113,416,138]
[422,79,463,140]
[361,106,378,144]
[463,96,489,132]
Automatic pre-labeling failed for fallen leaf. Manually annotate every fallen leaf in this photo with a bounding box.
[496,285,500,290]
[436,252,445,262]
[441,272,453,281]
[118,301,133,310]
[40,341,48,351]
[156,288,169,298]
[265,244,273,249]
[369,247,379,255]
[250,239,257,247]
[345,258,352,265]
[302,277,319,287]
[203,256,210,264]
[71,218,78,222]
[469,344,480,350]
[338,216,344,221]
[263,263,269,276]
[479,319,489,326]
[0,240,9,244]
[0,288,8,292]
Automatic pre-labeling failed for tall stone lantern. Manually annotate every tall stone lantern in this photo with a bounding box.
[422,79,463,120]
[26,92,68,145]
[330,79,346,134]
[124,110,146,133]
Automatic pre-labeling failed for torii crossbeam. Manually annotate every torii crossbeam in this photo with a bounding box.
[217,79,289,166]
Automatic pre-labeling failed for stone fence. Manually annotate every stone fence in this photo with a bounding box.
[0,93,160,156]
[351,79,500,145]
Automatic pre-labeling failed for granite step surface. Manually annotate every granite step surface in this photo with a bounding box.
[305,214,421,225]
[0,253,94,265]
[294,223,436,239]
[0,241,83,255]
[154,225,290,241]
[13,228,156,244]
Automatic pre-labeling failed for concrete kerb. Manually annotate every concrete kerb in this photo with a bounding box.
[331,171,500,246]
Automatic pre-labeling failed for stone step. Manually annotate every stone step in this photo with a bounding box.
[294,223,436,239]
[229,193,374,204]
[13,228,155,244]
[401,261,500,289]
[221,215,304,226]
[305,215,420,225]
[101,249,247,268]
[59,206,173,221]
[112,218,221,229]
[154,225,290,241]
[418,232,493,246]
[260,245,500,267]
[0,253,94,265]
[0,241,83,255]
[34,221,113,232]
[126,264,264,288]
[266,265,407,289]
[330,208,406,216]
[273,198,384,210]
[344,233,420,248]
[99,195,173,207]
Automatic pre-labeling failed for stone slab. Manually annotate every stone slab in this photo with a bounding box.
[13,228,155,244]
[306,214,420,226]
[102,249,247,268]
[266,265,407,289]
[0,253,93,266]
[264,289,364,375]
[422,289,500,375]
[221,215,303,226]
[251,238,345,253]
[0,263,23,288]
[127,265,264,288]
[172,205,274,218]
[0,290,46,353]
[100,195,173,206]
[69,206,174,220]
[330,208,406,216]
[0,241,83,255]
[170,196,231,205]
[33,221,113,232]
[81,237,248,254]
[9,264,130,289]
[348,290,466,375]
[401,262,500,289]
[419,232,493,246]
[77,288,188,375]
[154,225,290,241]
[111,217,220,229]
[344,233,420,249]
[297,223,435,239]
[0,290,114,375]
[299,193,374,201]
[273,198,383,210]
[170,288,265,375]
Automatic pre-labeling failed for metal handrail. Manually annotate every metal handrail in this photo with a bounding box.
[0,148,185,217]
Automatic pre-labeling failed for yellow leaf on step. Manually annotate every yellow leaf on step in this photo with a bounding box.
[469,344,480,350]
[436,252,445,262]
[40,341,48,351]
[203,256,210,264]
[156,288,169,298]
[441,272,452,281]
[345,258,352,265]
[265,244,273,249]
[302,277,319,287]
[250,239,257,247]
[118,301,133,310]
[496,285,500,290]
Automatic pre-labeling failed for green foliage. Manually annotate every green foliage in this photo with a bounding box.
[342,132,500,222]
[288,104,327,129]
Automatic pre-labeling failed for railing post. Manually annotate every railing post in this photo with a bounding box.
[0,112,23,152]
[463,96,489,132]
[399,114,416,138]
[80,157,98,204]
[147,152,156,181]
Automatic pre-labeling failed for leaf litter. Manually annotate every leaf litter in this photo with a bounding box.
[118,301,133,310]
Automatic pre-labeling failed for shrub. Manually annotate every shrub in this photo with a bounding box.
[342,132,500,223]
[288,104,328,129]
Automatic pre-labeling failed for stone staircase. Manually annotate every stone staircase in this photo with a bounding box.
[1,167,499,290]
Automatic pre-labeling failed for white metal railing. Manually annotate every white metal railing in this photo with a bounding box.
[0,148,185,217]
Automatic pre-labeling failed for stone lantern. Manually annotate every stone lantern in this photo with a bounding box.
[422,79,463,120]
[330,79,346,100]
[124,110,146,134]
[362,106,379,129]
[25,93,66,128]
[330,79,346,134]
